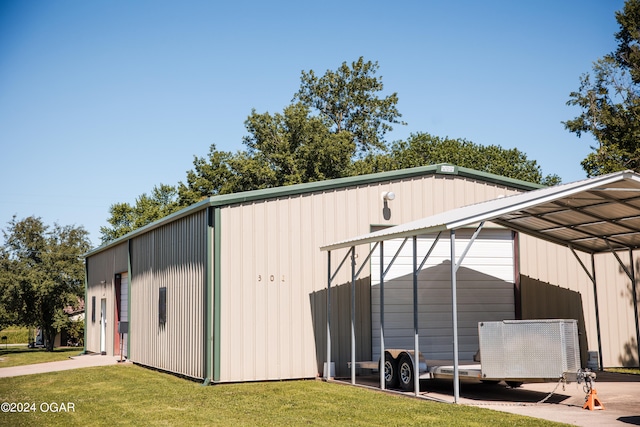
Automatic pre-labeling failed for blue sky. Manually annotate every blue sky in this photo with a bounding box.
[0,0,625,246]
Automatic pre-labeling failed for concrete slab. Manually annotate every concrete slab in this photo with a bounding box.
[337,372,640,426]
[0,354,120,378]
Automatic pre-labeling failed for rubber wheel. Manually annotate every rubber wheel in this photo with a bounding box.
[506,381,523,388]
[398,354,414,391]
[380,352,398,389]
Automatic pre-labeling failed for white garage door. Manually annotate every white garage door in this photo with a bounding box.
[371,228,515,361]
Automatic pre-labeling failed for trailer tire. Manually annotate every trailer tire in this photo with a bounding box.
[398,354,414,391]
[381,352,398,389]
[506,381,523,388]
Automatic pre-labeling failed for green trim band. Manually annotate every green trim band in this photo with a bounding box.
[83,259,88,355]
[127,239,132,360]
[213,207,222,382]
[86,164,543,257]
[204,207,214,382]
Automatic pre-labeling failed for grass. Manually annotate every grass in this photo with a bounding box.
[0,347,81,368]
[0,326,29,344]
[605,367,640,375]
[0,364,569,427]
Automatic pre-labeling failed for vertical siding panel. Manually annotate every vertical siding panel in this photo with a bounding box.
[85,243,128,355]
[126,211,206,379]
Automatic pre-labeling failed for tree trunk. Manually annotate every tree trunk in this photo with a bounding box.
[44,326,55,352]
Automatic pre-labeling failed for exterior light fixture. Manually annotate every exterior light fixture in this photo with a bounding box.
[381,191,396,201]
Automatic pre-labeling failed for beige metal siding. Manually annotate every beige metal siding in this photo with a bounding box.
[594,251,639,367]
[371,229,515,361]
[218,174,526,381]
[519,234,639,367]
[85,242,128,355]
[129,211,207,379]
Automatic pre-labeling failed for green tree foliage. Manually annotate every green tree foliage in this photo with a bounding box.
[104,57,560,242]
[177,58,397,207]
[294,57,404,153]
[565,0,640,176]
[100,184,180,244]
[0,216,90,351]
[386,133,561,185]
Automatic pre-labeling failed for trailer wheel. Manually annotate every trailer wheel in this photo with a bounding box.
[398,354,414,391]
[380,352,398,389]
[506,381,523,388]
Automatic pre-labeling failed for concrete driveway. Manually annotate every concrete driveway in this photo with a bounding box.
[339,371,640,426]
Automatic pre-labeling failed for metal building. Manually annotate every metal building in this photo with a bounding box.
[84,164,639,384]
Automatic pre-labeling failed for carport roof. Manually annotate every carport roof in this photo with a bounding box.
[321,170,640,254]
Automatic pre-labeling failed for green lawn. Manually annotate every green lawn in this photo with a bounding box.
[0,347,81,368]
[605,367,640,375]
[0,364,568,426]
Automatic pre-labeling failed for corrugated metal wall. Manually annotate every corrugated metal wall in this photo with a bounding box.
[371,229,515,361]
[519,235,640,367]
[218,174,525,381]
[85,242,128,355]
[129,210,207,380]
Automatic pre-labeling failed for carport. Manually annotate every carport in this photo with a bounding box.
[321,170,640,403]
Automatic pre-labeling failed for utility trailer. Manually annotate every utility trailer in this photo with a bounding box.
[353,319,582,391]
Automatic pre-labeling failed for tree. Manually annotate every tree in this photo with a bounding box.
[350,133,561,185]
[294,56,405,153]
[565,0,640,176]
[177,58,397,206]
[107,58,560,242]
[242,103,355,184]
[0,216,90,351]
[100,184,181,244]
[178,145,236,206]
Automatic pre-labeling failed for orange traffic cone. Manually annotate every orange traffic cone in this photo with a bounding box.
[583,388,605,411]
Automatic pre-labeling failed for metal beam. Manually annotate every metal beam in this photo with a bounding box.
[351,247,356,385]
[569,245,603,371]
[413,237,419,397]
[379,241,386,390]
[629,249,640,366]
[326,251,332,381]
[450,229,460,403]
[604,241,640,367]
[382,237,409,279]
[413,232,441,396]
[454,222,485,272]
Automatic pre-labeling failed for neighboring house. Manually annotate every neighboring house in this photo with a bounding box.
[64,299,85,322]
[52,298,85,347]
[84,164,639,384]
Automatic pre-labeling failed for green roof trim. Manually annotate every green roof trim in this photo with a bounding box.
[85,164,544,256]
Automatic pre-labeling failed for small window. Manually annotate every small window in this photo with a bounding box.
[91,296,96,323]
[159,287,167,325]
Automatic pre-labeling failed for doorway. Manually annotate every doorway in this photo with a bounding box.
[100,298,107,355]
